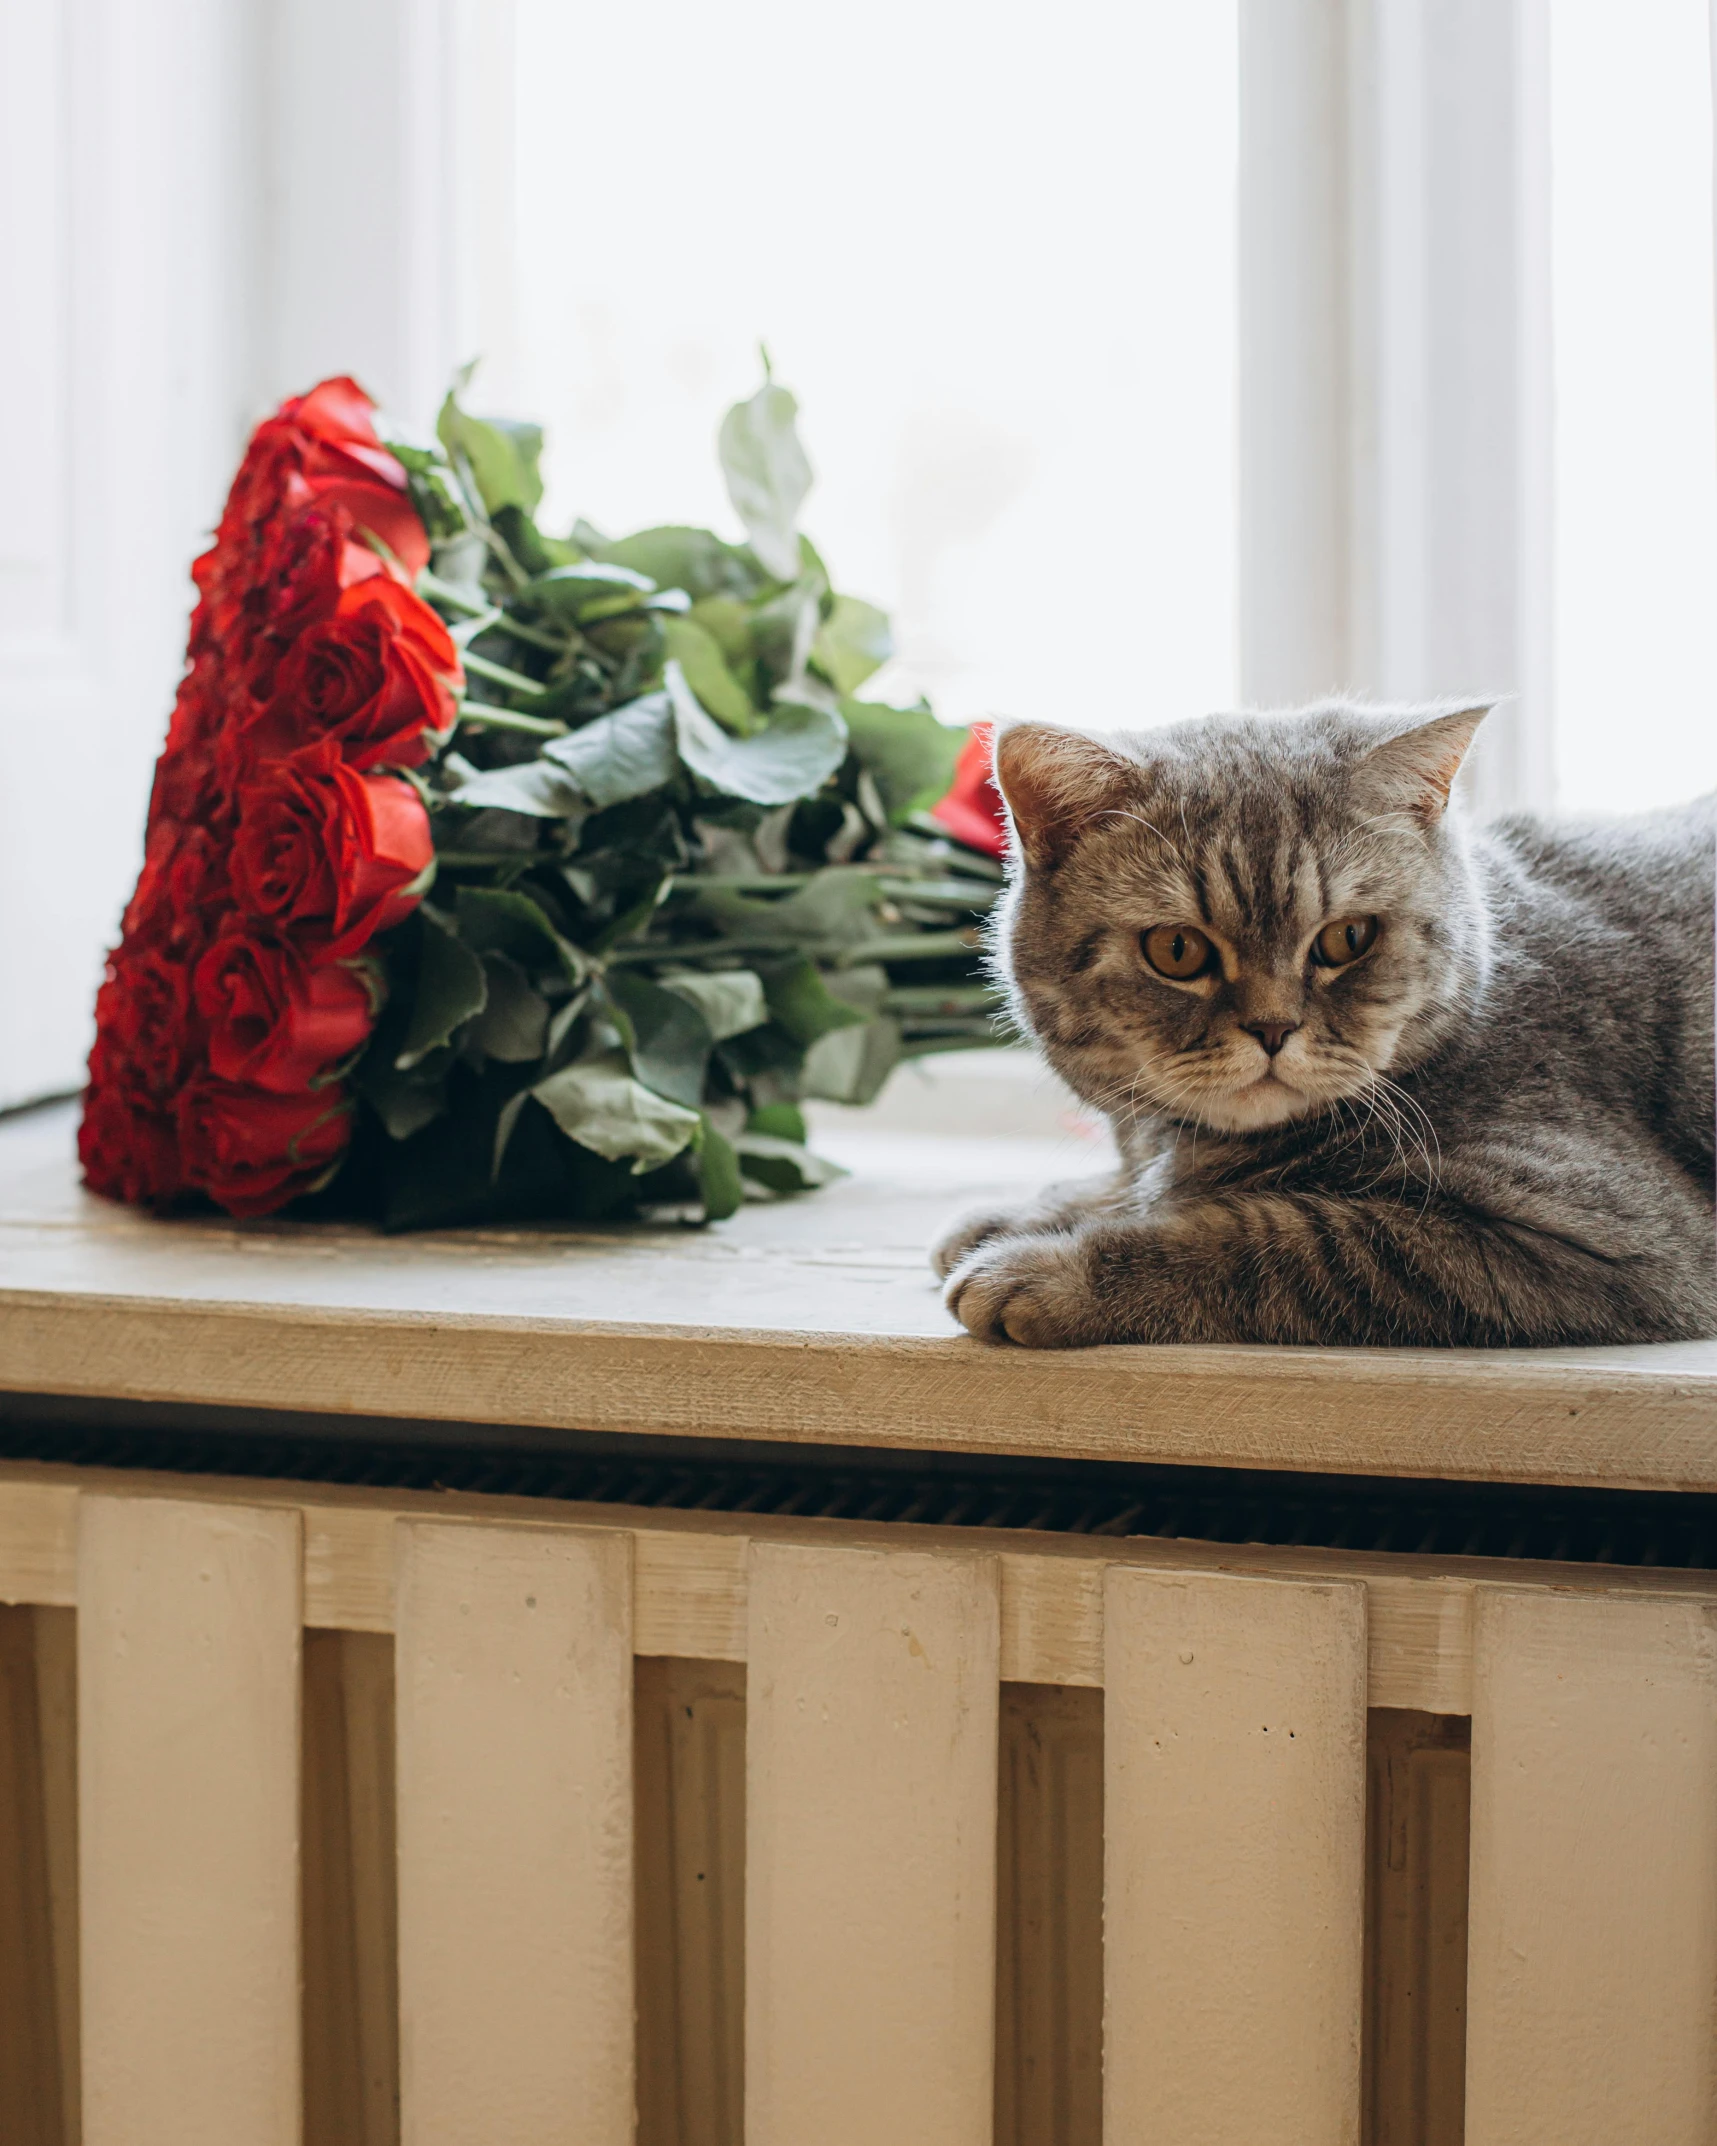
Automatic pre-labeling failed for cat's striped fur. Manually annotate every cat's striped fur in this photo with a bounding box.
[935,705,1716,1348]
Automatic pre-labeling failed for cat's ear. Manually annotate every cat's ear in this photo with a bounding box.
[992,722,1142,868]
[1355,703,1494,824]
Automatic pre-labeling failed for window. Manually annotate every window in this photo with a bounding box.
[507,0,1239,732]
[1550,0,1717,814]
[5,0,1715,1108]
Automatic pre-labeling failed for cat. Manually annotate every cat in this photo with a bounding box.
[933,704,1717,1349]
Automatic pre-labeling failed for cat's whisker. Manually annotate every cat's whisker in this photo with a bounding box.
[972,700,1707,1352]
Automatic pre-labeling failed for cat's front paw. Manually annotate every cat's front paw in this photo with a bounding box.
[930,1204,1037,1280]
[944,1233,1102,1348]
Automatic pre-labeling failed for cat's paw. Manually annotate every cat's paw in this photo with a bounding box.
[944,1233,1101,1347]
[930,1204,1039,1280]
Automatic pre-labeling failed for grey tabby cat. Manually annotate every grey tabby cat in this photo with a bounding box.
[934,705,1716,1348]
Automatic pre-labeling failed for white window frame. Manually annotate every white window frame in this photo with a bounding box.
[7,0,1701,1108]
[1239,0,1554,822]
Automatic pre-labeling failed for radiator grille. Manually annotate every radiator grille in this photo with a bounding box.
[3,1394,1712,1572]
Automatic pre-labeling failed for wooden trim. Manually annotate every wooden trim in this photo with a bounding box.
[1465,1587,1717,2141]
[77,1495,302,2145]
[745,1543,999,2143]
[9,1460,1717,1720]
[4,1289,1716,1494]
[1102,1568,1368,2136]
[395,1520,634,2145]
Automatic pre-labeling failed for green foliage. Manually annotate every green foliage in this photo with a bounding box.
[530,1053,702,1172]
[667,664,849,806]
[437,371,545,518]
[717,375,813,582]
[840,698,966,824]
[348,368,1007,1229]
[813,596,893,697]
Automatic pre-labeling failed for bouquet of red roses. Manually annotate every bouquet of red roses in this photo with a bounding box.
[83,373,1008,1229]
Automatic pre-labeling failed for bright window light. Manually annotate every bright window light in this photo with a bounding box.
[509,0,1239,734]
[1550,0,1717,815]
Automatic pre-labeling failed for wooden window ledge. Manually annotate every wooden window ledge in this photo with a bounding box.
[2,1102,1713,1496]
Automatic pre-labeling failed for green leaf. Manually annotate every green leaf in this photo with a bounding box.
[660,616,759,734]
[667,662,847,806]
[695,1117,745,1221]
[358,1056,448,1140]
[531,1052,701,1173]
[436,389,544,517]
[446,757,587,820]
[491,1088,531,1180]
[718,378,812,582]
[469,954,550,1063]
[746,1101,806,1142]
[803,1016,903,1104]
[734,1131,848,1195]
[455,886,585,985]
[841,701,967,824]
[762,956,869,1047]
[398,909,488,1068]
[606,971,713,1109]
[749,579,823,702]
[543,691,678,810]
[493,503,555,576]
[812,596,894,697]
[596,526,764,602]
[378,425,469,543]
[659,968,768,1043]
[687,597,754,666]
[686,866,889,950]
[525,561,657,623]
[798,963,900,1102]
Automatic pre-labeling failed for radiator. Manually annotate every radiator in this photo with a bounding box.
[1,1464,1713,2145]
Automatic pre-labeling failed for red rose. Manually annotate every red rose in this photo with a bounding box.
[227,418,308,536]
[164,822,236,927]
[256,379,429,577]
[931,722,1008,858]
[123,817,234,950]
[176,1075,352,1218]
[238,501,390,695]
[194,932,376,1092]
[232,740,433,956]
[294,377,420,492]
[155,652,275,838]
[122,819,181,936]
[252,577,461,769]
[91,944,199,1103]
[191,380,428,669]
[79,1072,182,1207]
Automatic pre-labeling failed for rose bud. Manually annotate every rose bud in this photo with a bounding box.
[232,740,433,958]
[175,1075,352,1219]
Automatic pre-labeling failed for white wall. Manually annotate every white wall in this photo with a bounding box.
[0,0,263,1108]
[0,0,489,1109]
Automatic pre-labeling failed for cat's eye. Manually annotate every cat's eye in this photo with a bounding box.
[1312,915,1379,967]
[1141,923,1214,980]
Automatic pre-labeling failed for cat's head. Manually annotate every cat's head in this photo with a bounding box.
[988,703,1495,1135]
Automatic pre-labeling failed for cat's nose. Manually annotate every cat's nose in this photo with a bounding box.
[1244,1020,1300,1057]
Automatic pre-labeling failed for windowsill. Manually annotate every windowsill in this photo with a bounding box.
[1,1096,1713,1499]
